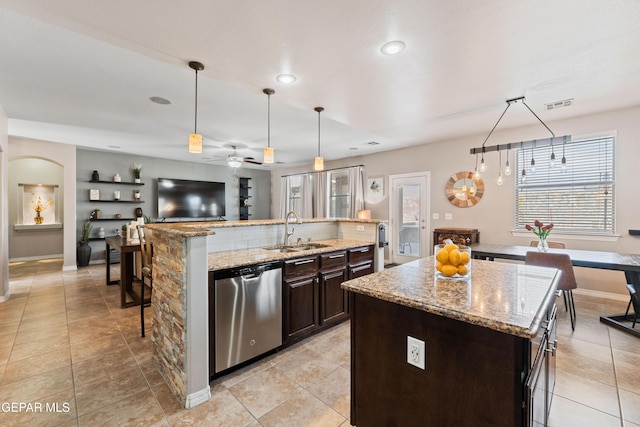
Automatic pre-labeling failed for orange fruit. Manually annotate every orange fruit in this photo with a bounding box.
[441,264,458,277]
[458,265,468,276]
[444,243,458,253]
[460,251,470,265]
[449,249,462,266]
[435,262,444,272]
[436,248,449,264]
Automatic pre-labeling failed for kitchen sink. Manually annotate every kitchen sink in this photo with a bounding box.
[264,243,330,253]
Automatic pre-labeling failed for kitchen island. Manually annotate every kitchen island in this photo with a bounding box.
[145,218,384,409]
[342,256,560,427]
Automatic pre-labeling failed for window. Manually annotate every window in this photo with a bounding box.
[515,134,615,235]
[328,170,350,218]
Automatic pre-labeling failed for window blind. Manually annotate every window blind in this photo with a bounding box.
[515,135,615,234]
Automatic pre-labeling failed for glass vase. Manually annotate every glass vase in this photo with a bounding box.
[537,236,549,252]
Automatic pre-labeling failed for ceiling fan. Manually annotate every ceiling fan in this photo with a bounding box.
[226,145,262,168]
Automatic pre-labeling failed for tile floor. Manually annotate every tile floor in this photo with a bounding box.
[0,259,638,426]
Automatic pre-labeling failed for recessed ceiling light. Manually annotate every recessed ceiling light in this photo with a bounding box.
[380,40,406,55]
[150,96,171,105]
[108,145,121,149]
[367,141,380,146]
[349,147,358,150]
[276,74,297,84]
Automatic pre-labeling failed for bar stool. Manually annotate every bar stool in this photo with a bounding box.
[526,251,577,330]
[625,284,639,328]
[137,225,153,337]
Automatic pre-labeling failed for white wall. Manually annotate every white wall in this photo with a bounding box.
[272,105,640,296]
[0,105,9,301]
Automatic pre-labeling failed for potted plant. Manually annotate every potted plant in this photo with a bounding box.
[77,221,93,266]
[131,163,142,183]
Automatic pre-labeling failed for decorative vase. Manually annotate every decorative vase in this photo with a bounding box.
[92,170,100,181]
[34,213,44,224]
[77,241,92,267]
[537,236,549,252]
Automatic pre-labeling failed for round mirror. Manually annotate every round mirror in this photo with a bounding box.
[445,171,484,208]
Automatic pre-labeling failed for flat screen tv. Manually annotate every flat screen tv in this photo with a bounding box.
[157,178,225,219]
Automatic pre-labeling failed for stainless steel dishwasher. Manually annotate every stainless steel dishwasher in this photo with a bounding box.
[213,262,282,374]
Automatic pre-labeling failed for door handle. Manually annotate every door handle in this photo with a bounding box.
[294,259,315,265]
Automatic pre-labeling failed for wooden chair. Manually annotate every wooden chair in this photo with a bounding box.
[525,251,577,330]
[529,240,566,249]
[137,225,153,337]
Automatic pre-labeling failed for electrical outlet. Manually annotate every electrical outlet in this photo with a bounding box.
[432,213,439,220]
[445,213,453,220]
[356,225,365,231]
[407,336,425,370]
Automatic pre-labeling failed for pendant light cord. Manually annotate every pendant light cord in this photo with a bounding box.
[267,93,271,149]
[314,106,324,157]
[194,68,198,134]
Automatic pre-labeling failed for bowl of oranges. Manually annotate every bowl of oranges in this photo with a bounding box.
[434,242,471,279]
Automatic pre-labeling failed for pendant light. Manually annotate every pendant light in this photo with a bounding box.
[504,146,512,176]
[497,148,504,186]
[263,88,275,164]
[314,107,324,171]
[188,61,204,154]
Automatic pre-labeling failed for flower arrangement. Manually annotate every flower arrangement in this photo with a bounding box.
[32,195,53,215]
[131,163,142,179]
[525,220,554,239]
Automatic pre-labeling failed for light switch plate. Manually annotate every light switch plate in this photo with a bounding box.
[432,213,439,220]
[445,213,453,220]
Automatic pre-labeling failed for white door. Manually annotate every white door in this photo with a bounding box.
[389,173,430,265]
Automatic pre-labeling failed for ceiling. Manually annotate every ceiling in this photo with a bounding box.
[1,1,640,170]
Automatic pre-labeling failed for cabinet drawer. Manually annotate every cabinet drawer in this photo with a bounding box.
[284,256,318,278]
[320,250,347,271]
[349,245,374,265]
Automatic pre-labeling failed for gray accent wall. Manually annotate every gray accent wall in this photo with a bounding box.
[77,148,271,262]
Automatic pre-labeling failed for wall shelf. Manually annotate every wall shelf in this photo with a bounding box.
[89,180,144,186]
[89,218,136,222]
[89,200,144,203]
[239,177,251,220]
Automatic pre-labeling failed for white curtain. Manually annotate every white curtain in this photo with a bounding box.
[300,174,313,218]
[314,171,327,218]
[279,176,288,218]
[348,166,365,218]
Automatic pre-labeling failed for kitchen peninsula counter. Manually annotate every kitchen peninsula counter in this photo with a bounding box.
[208,238,376,271]
[342,256,560,426]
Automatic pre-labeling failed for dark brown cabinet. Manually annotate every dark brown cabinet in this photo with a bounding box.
[319,251,349,326]
[348,245,375,279]
[283,256,319,343]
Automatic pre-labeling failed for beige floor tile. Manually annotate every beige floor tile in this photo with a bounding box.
[0,346,12,366]
[0,388,76,427]
[74,365,150,416]
[558,335,613,364]
[17,311,67,331]
[72,345,137,380]
[168,386,256,427]
[613,347,640,393]
[2,347,71,385]
[557,348,617,386]
[228,366,303,418]
[274,348,339,389]
[258,388,345,427]
[306,332,350,367]
[13,322,70,346]
[306,366,350,417]
[218,355,273,389]
[78,389,165,427]
[610,328,640,353]
[548,395,621,427]
[0,365,73,403]
[151,381,183,417]
[70,333,129,363]
[8,335,71,363]
[620,389,640,425]
[554,370,620,417]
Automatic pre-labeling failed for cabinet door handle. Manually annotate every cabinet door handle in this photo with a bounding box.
[329,254,345,259]
[294,259,315,265]
[359,248,370,253]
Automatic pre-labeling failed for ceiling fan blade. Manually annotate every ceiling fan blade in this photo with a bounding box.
[243,157,262,165]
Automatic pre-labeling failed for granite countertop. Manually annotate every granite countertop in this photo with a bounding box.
[341,257,559,338]
[147,217,386,238]
[208,238,376,271]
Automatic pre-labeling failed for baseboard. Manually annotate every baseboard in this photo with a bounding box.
[0,289,11,303]
[9,254,64,262]
[184,386,211,409]
[573,288,628,302]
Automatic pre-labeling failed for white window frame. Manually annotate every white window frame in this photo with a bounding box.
[513,132,617,240]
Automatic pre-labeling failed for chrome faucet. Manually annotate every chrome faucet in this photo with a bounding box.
[284,210,301,246]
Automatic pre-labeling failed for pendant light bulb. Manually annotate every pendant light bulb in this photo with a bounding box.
[504,148,512,176]
[314,107,324,171]
[263,88,275,164]
[479,152,487,173]
[497,171,504,186]
[188,61,204,154]
[561,156,567,170]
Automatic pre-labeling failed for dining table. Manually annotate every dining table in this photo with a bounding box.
[470,243,640,337]
[105,235,149,308]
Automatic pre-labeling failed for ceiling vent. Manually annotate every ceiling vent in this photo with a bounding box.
[545,98,574,110]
